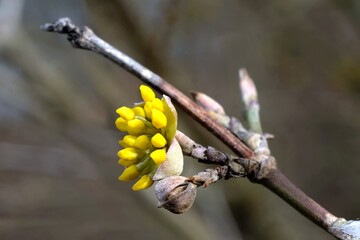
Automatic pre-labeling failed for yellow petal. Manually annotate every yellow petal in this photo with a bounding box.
[115,117,128,132]
[119,135,137,147]
[152,98,164,112]
[127,119,145,135]
[150,149,167,164]
[118,158,137,167]
[151,133,167,148]
[132,175,154,191]
[133,106,146,118]
[118,147,138,161]
[119,165,140,181]
[144,102,152,119]
[140,85,155,102]
[134,135,150,150]
[151,109,167,129]
[116,106,135,121]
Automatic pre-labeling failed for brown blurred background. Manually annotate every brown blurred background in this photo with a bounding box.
[0,0,359,239]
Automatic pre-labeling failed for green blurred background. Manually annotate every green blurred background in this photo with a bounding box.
[0,0,359,239]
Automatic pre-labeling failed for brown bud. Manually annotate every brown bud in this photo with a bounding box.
[155,176,197,214]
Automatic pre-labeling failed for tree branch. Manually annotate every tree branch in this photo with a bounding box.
[40,18,254,159]
[41,18,358,240]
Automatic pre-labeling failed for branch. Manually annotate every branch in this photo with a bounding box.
[41,18,358,240]
[40,18,254,160]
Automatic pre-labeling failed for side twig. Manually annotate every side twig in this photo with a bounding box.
[175,130,250,179]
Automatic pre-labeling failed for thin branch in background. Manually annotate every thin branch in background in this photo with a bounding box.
[41,18,360,240]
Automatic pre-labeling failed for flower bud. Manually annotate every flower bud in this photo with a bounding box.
[116,107,135,121]
[155,176,197,214]
[127,119,145,135]
[151,109,167,129]
[115,117,128,131]
[151,98,165,112]
[119,165,140,181]
[140,85,156,102]
[132,106,146,118]
[118,147,138,160]
[133,135,150,150]
[150,149,167,164]
[132,175,153,191]
[151,133,167,148]
[119,135,137,147]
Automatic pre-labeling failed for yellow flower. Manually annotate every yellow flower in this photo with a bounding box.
[115,85,183,191]
[119,165,140,181]
[116,106,135,121]
[151,98,165,112]
[115,117,127,131]
[151,109,167,129]
[132,175,153,191]
[151,133,167,148]
[139,85,155,102]
[127,119,145,135]
[133,135,150,150]
[119,135,137,147]
[118,147,139,161]
[150,149,167,164]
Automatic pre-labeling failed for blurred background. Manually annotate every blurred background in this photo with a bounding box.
[0,0,359,239]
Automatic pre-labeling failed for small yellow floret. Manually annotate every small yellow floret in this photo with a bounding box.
[118,158,137,167]
[140,85,156,102]
[144,102,153,119]
[119,165,140,181]
[116,106,135,121]
[151,133,167,148]
[150,149,167,164]
[127,119,145,135]
[133,106,146,118]
[151,109,167,129]
[152,98,164,112]
[118,147,138,161]
[115,117,128,131]
[132,175,154,191]
[120,135,137,147]
[134,135,150,150]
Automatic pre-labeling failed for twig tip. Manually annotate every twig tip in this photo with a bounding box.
[238,68,249,80]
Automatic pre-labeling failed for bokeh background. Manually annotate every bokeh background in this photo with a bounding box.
[0,0,359,239]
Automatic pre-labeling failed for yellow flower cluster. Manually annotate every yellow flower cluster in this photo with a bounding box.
[115,85,176,191]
